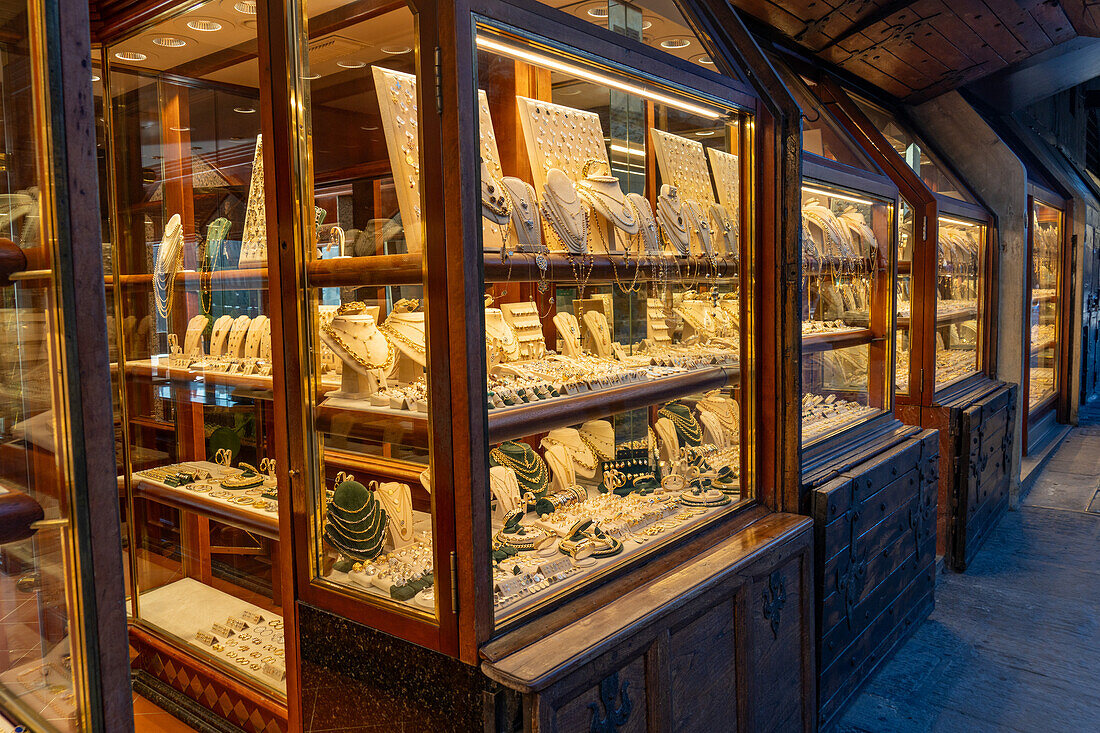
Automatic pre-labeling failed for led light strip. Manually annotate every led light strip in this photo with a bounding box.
[939,216,981,228]
[802,185,874,207]
[476,35,723,120]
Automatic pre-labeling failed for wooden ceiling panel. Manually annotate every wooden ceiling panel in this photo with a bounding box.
[732,0,1100,101]
[1020,0,1078,45]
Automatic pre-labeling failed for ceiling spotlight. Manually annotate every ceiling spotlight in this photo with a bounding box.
[233,106,257,114]
[303,73,321,80]
[337,60,367,69]
[642,19,652,30]
[381,45,411,55]
[694,130,715,137]
[114,51,147,61]
[169,126,191,132]
[153,36,187,47]
[660,38,691,49]
[186,19,222,32]
[586,6,609,18]
[91,74,100,82]
[233,0,257,14]
[694,55,714,65]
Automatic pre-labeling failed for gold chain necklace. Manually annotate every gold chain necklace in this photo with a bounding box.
[577,431,613,462]
[490,444,547,487]
[658,405,702,444]
[542,437,597,471]
[378,322,425,354]
[322,322,396,371]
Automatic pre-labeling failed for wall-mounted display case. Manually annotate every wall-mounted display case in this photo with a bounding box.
[770,63,901,475]
[98,0,810,730]
[1025,189,1068,452]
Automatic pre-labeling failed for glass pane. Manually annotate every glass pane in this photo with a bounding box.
[935,216,984,389]
[298,2,439,619]
[546,1,734,73]
[800,183,894,444]
[895,201,914,395]
[106,3,287,696]
[1030,201,1062,409]
[0,1,85,728]
[771,64,878,172]
[476,25,750,625]
[850,95,978,204]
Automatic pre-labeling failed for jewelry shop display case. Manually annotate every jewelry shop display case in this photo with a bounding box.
[95,0,814,730]
[810,75,1016,575]
[102,2,298,729]
[767,54,945,729]
[0,0,132,728]
[1024,187,1069,454]
[265,0,813,730]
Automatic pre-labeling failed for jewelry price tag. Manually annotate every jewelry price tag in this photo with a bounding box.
[496,576,526,597]
[226,617,249,632]
[241,610,265,625]
[262,663,287,682]
[211,623,236,638]
[195,630,219,646]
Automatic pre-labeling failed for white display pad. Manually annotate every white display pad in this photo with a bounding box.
[649,128,716,205]
[140,578,286,688]
[376,66,502,253]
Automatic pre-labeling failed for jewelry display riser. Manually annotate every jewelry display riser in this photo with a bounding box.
[294,514,813,732]
[895,376,1015,570]
[809,428,939,729]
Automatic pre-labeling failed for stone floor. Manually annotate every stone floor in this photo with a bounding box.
[833,409,1100,732]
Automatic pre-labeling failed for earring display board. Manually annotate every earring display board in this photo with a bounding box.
[238,136,267,269]
[515,96,609,192]
[650,128,716,206]
[373,67,424,254]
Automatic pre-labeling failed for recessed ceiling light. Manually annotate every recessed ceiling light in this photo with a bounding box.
[361,125,379,131]
[586,6,609,18]
[381,45,411,55]
[558,87,583,96]
[303,73,321,80]
[694,130,715,136]
[186,19,222,32]
[169,126,190,132]
[642,19,653,30]
[153,36,187,48]
[694,55,714,65]
[91,74,100,82]
[114,51,147,62]
[660,38,691,49]
[233,0,257,14]
[336,60,366,69]
[242,19,257,29]
[233,106,256,114]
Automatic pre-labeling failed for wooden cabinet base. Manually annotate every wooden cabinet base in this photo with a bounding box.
[899,378,1016,571]
[128,625,288,733]
[483,513,815,733]
[295,514,814,732]
[950,383,1017,571]
[811,429,939,728]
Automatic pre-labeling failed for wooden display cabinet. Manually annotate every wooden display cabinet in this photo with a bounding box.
[1024,185,1072,455]
[803,72,1015,576]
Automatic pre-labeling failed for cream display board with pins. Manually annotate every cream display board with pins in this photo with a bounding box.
[376,67,506,255]
[373,67,425,254]
[238,136,266,269]
[515,96,622,253]
[649,129,715,206]
[707,148,740,257]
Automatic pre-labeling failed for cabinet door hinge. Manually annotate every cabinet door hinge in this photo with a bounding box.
[450,551,458,613]
[434,47,443,116]
[922,215,927,241]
